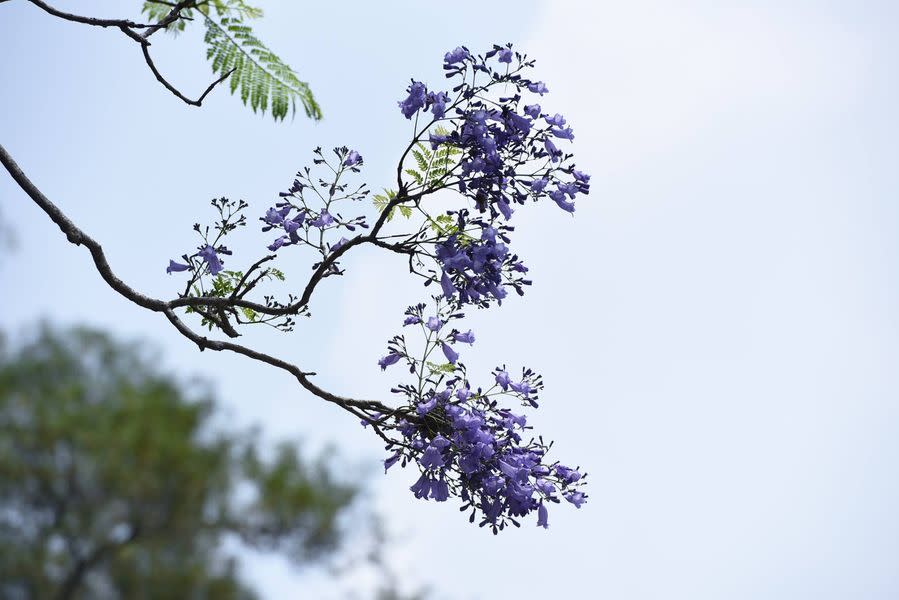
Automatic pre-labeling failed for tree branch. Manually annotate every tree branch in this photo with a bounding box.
[141,43,236,107]
[18,0,233,107]
[0,143,397,426]
[0,143,169,312]
[26,0,158,30]
[168,192,420,316]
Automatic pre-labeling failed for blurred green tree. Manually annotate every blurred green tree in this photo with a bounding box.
[0,325,358,600]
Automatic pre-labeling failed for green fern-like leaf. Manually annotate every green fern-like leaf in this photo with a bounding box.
[429,213,458,235]
[426,361,457,375]
[412,146,431,172]
[373,191,397,221]
[142,1,319,121]
[404,169,424,185]
[373,189,415,221]
[204,17,320,120]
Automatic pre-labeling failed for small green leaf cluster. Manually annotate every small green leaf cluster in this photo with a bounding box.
[372,188,412,222]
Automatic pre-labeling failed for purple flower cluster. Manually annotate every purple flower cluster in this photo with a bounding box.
[376,301,587,532]
[165,198,243,279]
[399,81,450,120]
[161,44,591,533]
[261,147,369,261]
[395,44,590,307]
[434,212,531,306]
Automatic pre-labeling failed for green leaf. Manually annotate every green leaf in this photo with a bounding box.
[404,169,424,185]
[372,191,397,222]
[411,148,430,172]
[426,361,457,375]
[429,213,457,235]
[203,14,320,121]
[142,1,319,121]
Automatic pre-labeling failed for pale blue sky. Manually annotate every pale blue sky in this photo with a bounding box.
[2,1,898,599]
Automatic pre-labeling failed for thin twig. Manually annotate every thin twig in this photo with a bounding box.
[142,44,235,106]
[25,0,157,30]
[141,0,194,40]
[21,0,232,108]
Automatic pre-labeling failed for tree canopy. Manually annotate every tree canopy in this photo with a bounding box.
[0,325,357,599]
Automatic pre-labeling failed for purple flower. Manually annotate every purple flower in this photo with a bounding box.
[441,342,459,364]
[536,479,556,496]
[426,316,443,332]
[557,182,579,198]
[420,445,446,469]
[283,217,303,236]
[532,465,551,477]
[417,396,438,415]
[309,211,334,227]
[360,412,381,428]
[497,197,513,220]
[510,381,532,396]
[440,271,456,299]
[507,112,532,134]
[431,479,450,502]
[444,46,470,65]
[549,190,576,213]
[428,91,450,118]
[166,259,190,274]
[555,465,583,485]
[378,352,402,370]
[399,80,427,118]
[284,212,306,240]
[524,104,541,118]
[343,150,362,166]
[452,330,476,345]
[263,206,290,228]
[498,460,522,480]
[565,491,586,508]
[544,138,562,162]
[410,473,433,499]
[431,435,451,449]
[552,127,575,140]
[495,370,511,390]
[267,236,290,252]
[198,245,223,275]
[429,132,450,149]
[403,315,422,326]
[384,452,402,473]
[498,48,513,63]
[573,170,591,183]
[528,81,549,95]
[545,113,566,127]
[331,237,350,253]
[531,178,549,193]
[537,503,549,528]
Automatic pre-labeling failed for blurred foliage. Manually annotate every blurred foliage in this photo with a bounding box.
[0,206,15,252]
[0,325,358,599]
